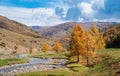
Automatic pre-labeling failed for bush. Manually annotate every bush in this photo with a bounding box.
[12,51,17,54]
[0,42,6,47]
[23,39,26,42]
[14,46,18,50]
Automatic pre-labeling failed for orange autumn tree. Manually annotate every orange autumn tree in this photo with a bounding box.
[88,26,105,49]
[53,41,63,53]
[69,24,86,62]
[98,34,106,49]
[84,32,96,65]
[41,43,50,52]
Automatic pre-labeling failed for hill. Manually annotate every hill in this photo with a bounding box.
[30,26,44,31]
[0,16,40,38]
[0,16,54,56]
[31,22,116,48]
[104,23,120,48]
[31,22,116,39]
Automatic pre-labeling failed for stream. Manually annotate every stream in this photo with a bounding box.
[0,54,67,75]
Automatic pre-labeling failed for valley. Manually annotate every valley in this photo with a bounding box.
[0,0,120,76]
[0,16,120,76]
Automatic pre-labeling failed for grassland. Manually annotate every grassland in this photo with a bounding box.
[30,51,68,59]
[0,58,28,66]
[18,49,120,76]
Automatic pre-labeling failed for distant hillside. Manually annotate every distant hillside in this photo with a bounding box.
[0,16,40,38]
[0,16,54,54]
[104,23,120,48]
[31,22,116,48]
[30,26,43,31]
[31,22,116,38]
[0,27,54,54]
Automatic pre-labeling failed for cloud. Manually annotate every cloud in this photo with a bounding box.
[94,0,120,20]
[90,0,105,9]
[100,18,120,22]
[0,0,120,26]
[0,6,67,26]
[55,7,64,17]
[78,2,94,20]
[56,0,120,22]
[79,2,93,14]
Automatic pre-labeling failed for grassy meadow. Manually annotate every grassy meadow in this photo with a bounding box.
[18,49,120,76]
[30,51,68,59]
[0,58,28,66]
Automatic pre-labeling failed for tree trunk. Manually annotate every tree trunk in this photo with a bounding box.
[77,54,80,63]
[56,50,58,53]
[86,57,89,66]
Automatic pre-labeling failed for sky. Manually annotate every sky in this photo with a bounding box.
[0,0,120,26]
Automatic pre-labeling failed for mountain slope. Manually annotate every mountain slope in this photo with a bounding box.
[0,16,40,38]
[0,16,54,55]
[31,22,116,48]
[104,23,120,48]
[31,22,116,38]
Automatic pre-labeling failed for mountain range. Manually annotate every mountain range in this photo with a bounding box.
[31,22,117,47]
[31,22,116,38]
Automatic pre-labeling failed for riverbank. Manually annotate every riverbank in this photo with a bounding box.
[30,51,68,58]
[0,58,66,75]
[0,58,28,67]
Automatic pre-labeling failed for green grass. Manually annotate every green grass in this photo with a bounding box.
[0,58,28,66]
[18,68,73,76]
[18,49,120,76]
[66,57,77,64]
[67,63,88,72]
[30,51,68,59]
[98,48,120,59]
[69,48,120,76]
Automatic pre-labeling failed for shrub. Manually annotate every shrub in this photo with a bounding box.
[0,42,6,47]
[14,46,18,50]
[12,51,17,54]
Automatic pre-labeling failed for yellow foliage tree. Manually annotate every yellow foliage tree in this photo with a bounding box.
[41,44,50,52]
[69,24,86,62]
[88,26,105,49]
[98,34,106,49]
[53,41,62,53]
[84,32,96,65]
[88,26,99,36]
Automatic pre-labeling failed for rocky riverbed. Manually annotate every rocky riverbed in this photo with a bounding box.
[0,54,67,76]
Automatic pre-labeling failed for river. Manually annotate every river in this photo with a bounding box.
[0,54,67,75]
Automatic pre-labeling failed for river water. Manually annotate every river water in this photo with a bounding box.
[0,54,67,75]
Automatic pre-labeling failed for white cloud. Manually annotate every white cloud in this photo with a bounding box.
[77,0,105,20]
[49,0,70,18]
[100,18,120,22]
[0,6,67,26]
[78,17,84,22]
[0,0,119,26]
[78,2,94,19]
[90,0,105,9]
[78,2,93,14]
